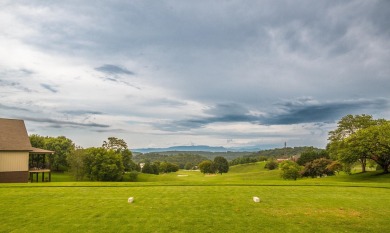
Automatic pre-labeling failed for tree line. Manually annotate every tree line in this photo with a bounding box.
[29,135,231,181]
[30,136,139,181]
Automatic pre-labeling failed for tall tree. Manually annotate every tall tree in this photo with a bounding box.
[45,136,75,171]
[213,156,229,175]
[67,147,86,180]
[327,114,378,172]
[29,134,46,148]
[120,149,134,172]
[83,147,124,181]
[102,137,128,151]
[141,161,157,174]
[102,137,135,172]
[345,122,390,173]
[198,160,216,174]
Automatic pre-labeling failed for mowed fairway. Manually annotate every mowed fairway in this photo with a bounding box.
[1,163,389,233]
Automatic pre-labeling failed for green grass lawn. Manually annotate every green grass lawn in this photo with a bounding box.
[1,163,389,232]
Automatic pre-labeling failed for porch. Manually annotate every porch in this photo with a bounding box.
[29,147,54,183]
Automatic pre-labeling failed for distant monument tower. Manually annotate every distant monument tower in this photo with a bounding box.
[284,141,287,157]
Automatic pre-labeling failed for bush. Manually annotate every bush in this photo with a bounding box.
[326,161,343,174]
[184,162,194,170]
[264,159,279,170]
[124,171,138,182]
[280,161,302,180]
[302,158,334,178]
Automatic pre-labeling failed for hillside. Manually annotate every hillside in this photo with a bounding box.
[246,146,324,159]
[133,153,209,168]
[133,147,324,166]
[132,145,261,153]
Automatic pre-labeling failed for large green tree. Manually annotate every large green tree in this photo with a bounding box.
[327,114,380,172]
[213,156,229,175]
[198,160,216,174]
[345,122,390,173]
[29,135,75,172]
[29,134,46,148]
[102,137,135,172]
[67,148,86,180]
[102,137,128,150]
[83,147,124,181]
[141,161,159,174]
[45,136,75,171]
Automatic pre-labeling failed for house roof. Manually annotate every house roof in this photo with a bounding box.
[30,147,54,154]
[0,118,33,151]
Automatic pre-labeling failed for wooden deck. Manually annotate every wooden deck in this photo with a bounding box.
[29,169,51,182]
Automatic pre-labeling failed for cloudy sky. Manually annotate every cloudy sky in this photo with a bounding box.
[1,0,389,150]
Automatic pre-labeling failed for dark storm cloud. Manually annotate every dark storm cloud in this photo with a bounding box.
[95,64,140,89]
[261,98,389,125]
[154,103,259,131]
[93,128,128,133]
[62,110,103,116]
[0,103,30,112]
[155,98,389,131]
[0,79,33,93]
[95,64,135,75]
[0,79,21,88]
[40,84,57,93]
[18,69,34,75]
[24,117,110,128]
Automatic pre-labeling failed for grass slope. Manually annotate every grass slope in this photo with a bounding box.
[1,162,389,233]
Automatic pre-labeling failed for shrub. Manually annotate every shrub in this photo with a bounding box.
[127,171,138,182]
[326,161,343,174]
[184,162,194,170]
[280,161,302,180]
[302,158,334,178]
[264,159,279,170]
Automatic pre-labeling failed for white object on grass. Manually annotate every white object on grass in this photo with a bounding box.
[253,196,260,203]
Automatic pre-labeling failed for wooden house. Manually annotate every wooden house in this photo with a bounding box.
[0,118,53,183]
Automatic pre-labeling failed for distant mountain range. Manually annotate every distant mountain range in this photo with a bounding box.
[132,145,266,153]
